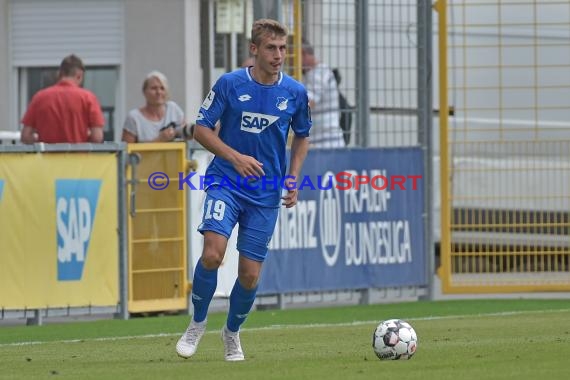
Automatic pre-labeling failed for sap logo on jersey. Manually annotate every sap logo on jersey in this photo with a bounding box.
[56,179,101,281]
[241,112,279,133]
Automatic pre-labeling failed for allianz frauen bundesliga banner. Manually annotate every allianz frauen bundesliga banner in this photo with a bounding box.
[258,148,426,294]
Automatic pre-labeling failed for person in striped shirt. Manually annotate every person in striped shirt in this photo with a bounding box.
[302,40,346,148]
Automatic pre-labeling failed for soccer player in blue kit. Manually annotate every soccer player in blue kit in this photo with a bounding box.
[176,19,311,361]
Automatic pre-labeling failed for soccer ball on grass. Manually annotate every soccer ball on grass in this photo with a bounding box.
[372,319,418,360]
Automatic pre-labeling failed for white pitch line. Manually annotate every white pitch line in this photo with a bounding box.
[1,308,569,348]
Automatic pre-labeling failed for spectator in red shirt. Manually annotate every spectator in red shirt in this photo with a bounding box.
[20,54,105,144]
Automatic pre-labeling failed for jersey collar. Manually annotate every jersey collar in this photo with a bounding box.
[246,67,283,85]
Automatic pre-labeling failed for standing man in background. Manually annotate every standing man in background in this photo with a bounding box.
[176,18,311,362]
[301,40,345,148]
[21,54,105,144]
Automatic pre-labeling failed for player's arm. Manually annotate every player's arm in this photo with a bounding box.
[193,124,264,177]
[282,135,309,208]
[288,135,309,179]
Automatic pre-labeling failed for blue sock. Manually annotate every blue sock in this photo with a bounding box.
[191,260,218,323]
[226,279,257,332]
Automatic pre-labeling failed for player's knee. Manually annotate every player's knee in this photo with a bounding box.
[238,273,259,290]
[200,250,223,269]
[201,232,228,269]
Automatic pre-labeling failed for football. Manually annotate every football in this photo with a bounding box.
[372,319,418,360]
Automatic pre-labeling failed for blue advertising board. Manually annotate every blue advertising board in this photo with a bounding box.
[258,147,426,294]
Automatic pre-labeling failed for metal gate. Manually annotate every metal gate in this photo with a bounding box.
[436,0,570,293]
[126,143,189,312]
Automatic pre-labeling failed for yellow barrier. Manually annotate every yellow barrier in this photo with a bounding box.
[436,1,570,293]
[126,143,189,313]
[0,152,119,308]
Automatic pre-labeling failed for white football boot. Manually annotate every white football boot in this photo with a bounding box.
[221,326,245,361]
[176,320,206,358]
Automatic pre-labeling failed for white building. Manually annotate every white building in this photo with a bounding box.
[0,0,233,141]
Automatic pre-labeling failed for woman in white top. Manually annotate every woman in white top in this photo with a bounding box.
[122,71,192,143]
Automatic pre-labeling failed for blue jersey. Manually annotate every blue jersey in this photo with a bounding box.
[196,68,312,207]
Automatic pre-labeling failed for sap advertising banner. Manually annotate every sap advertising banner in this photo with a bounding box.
[0,153,118,309]
[258,148,425,294]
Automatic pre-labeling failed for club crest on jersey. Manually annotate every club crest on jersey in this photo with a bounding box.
[56,179,101,281]
[276,97,288,111]
[241,112,279,133]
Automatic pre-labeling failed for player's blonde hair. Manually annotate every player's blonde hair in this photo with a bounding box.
[142,70,170,99]
[251,18,288,46]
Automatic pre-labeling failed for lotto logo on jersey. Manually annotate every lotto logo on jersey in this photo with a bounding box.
[241,112,279,133]
[55,179,101,281]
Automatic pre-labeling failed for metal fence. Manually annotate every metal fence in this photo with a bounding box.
[299,0,428,148]
[437,0,570,293]
[206,0,432,148]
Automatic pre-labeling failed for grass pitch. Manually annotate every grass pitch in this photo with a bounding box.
[1,299,569,380]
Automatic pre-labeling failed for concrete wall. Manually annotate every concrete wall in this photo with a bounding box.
[124,0,187,116]
[0,0,11,131]
[184,0,203,123]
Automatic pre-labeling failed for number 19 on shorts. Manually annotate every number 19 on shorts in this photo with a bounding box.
[204,199,225,221]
